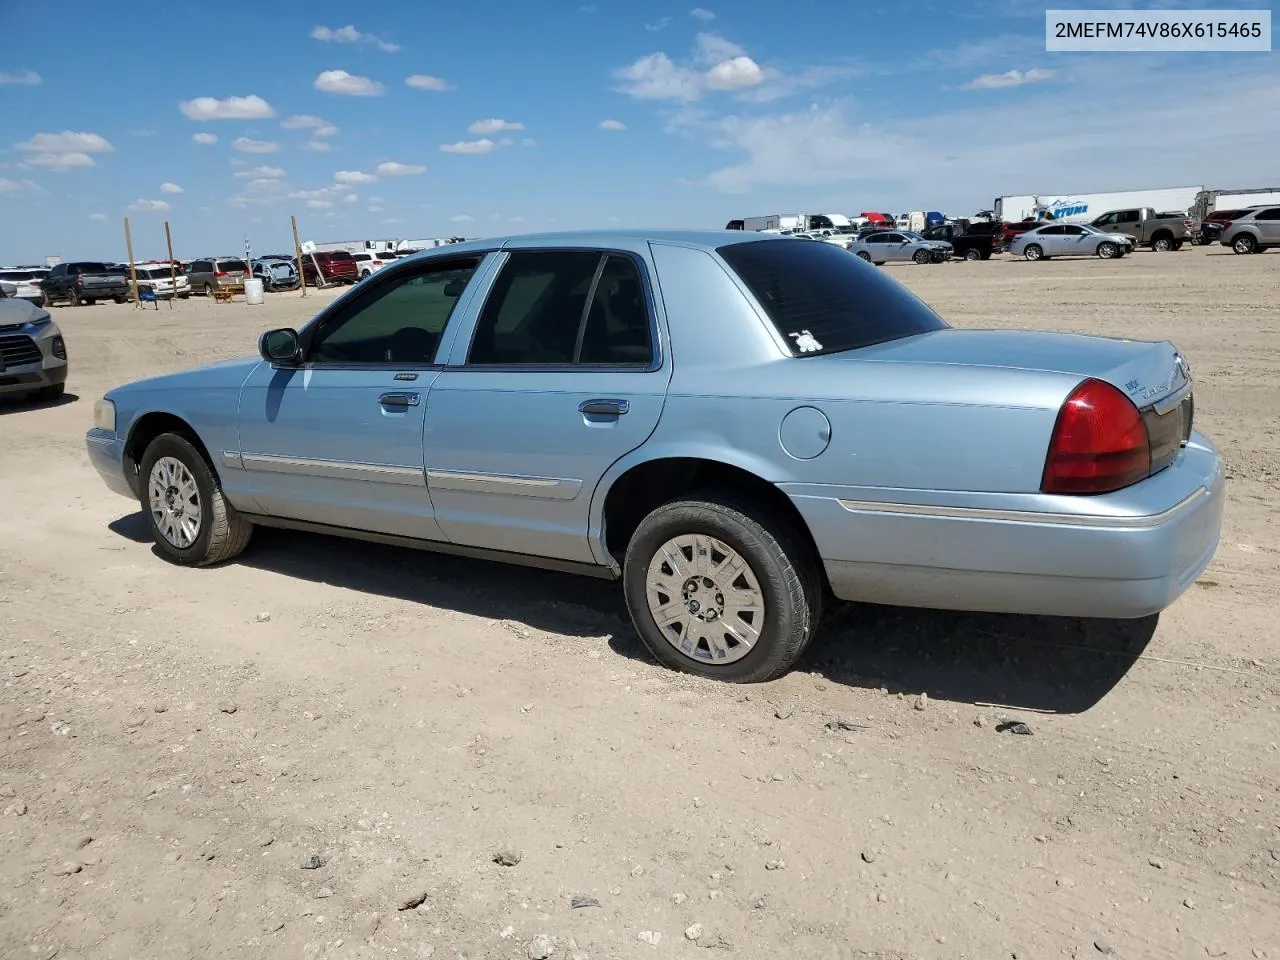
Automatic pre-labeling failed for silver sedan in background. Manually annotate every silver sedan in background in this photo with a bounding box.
[844,230,952,265]
[1010,223,1136,261]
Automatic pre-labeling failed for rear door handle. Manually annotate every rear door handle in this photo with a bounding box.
[379,391,420,407]
[579,398,629,416]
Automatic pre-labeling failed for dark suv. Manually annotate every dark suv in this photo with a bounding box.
[41,262,132,306]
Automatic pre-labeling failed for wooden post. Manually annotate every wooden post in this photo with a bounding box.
[164,220,177,311]
[291,215,307,297]
[123,217,140,308]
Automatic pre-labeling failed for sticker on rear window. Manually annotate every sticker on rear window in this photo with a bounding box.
[788,330,823,353]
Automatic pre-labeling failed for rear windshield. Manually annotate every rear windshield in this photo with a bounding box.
[0,271,35,281]
[326,251,354,261]
[217,259,247,272]
[74,262,109,273]
[717,239,949,357]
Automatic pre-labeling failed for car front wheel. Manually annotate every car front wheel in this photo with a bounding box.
[855,251,871,262]
[623,493,822,683]
[1233,234,1258,254]
[964,248,982,261]
[912,249,931,264]
[1097,241,1120,259]
[139,432,253,566]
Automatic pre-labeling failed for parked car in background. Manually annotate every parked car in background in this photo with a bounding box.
[1089,207,1196,252]
[187,257,250,296]
[1193,208,1255,245]
[1010,223,1136,261]
[84,229,1222,683]
[300,250,359,286]
[1219,205,1280,254]
[133,264,191,300]
[252,257,300,292]
[0,280,15,298]
[920,223,997,261]
[350,251,396,279]
[844,230,951,265]
[0,296,68,402]
[0,267,48,305]
[40,261,132,306]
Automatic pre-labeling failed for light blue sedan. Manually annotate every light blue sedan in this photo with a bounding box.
[86,230,1224,682]
[1010,222,1137,261]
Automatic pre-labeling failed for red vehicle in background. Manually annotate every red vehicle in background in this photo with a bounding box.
[1194,207,1255,245]
[300,250,359,285]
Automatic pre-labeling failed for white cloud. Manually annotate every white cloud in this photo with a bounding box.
[18,131,113,153]
[384,217,405,224]
[310,24,399,53]
[314,70,384,96]
[439,138,496,155]
[179,94,275,120]
[0,69,42,85]
[614,53,703,102]
[314,125,339,138]
[450,214,474,222]
[368,204,386,213]
[247,178,285,191]
[0,177,40,194]
[406,74,453,91]
[522,138,537,147]
[88,212,107,220]
[376,161,426,175]
[599,119,627,131]
[235,165,286,179]
[306,199,335,209]
[368,196,385,204]
[160,182,183,194]
[303,140,335,153]
[690,7,715,20]
[290,185,356,204]
[705,55,765,91]
[192,132,218,145]
[646,16,672,31]
[469,118,525,134]
[232,137,280,154]
[335,170,377,183]
[343,194,358,204]
[27,152,95,169]
[128,198,171,212]
[962,67,1054,90]
[281,114,327,130]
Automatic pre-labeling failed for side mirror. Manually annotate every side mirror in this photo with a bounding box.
[259,327,301,365]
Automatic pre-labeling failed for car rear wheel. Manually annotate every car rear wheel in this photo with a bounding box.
[1233,234,1257,254]
[204,282,215,296]
[623,493,822,683]
[113,296,127,304]
[1023,244,1043,261]
[1151,235,1173,252]
[855,251,871,262]
[139,432,253,567]
[912,249,931,264]
[964,248,982,261]
[1097,241,1120,259]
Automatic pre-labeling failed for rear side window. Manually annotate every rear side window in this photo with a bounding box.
[1253,207,1280,220]
[717,239,948,357]
[217,259,247,272]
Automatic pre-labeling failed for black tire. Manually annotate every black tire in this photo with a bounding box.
[855,251,871,262]
[622,492,823,683]
[872,262,884,267]
[35,382,65,402]
[41,290,56,308]
[84,298,95,306]
[964,248,982,261]
[912,249,930,264]
[1232,234,1257,254]
[113,296,127,304]
[1151,234,1173,252]
[1171,239,1184,251]
[1023,244,1043,262]
[138,432,253,567]
[1097,241,1119,259]
[204,282,215,296]
[179,293,190,300]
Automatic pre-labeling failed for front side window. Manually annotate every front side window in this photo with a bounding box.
[1114,210,1140,224]
[717,238,949,357]
[1063,225,1087,235]
[306,257,483,365]
[468,250,653,366]
[1253,207,1280,221]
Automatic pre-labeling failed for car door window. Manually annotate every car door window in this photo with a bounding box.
[1115,210,1140,224]
[883,233,905,243]
[1253,207,1280,220]
[1039,225,1064,235]
[577,255,653,365]
[467,251,602,365]
[1094,213,1117,226]
[1062,225,1087,235]
[307,257,483,365]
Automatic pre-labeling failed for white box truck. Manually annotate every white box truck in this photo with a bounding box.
[994,186,1204,223]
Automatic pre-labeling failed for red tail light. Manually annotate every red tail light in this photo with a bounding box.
[214,270,227,277]
[1041,378,1151,494]
[75,275,84,286]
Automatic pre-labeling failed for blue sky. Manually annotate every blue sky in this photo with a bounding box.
[1,0,1276,262]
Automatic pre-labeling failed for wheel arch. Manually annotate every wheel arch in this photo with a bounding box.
[123,411,220,494]
[590,451,827,590]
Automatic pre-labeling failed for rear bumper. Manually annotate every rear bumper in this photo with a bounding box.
[783,434,1225,619]
[86,429,137,500]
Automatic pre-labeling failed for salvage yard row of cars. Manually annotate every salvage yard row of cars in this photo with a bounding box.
[81,228,1224,684]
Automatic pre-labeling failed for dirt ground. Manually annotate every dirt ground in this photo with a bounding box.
[2,245,1278,960]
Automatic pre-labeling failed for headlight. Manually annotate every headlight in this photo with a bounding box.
[93,398,116,432]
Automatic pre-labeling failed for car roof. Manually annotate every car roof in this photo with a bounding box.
[394,229,778,263]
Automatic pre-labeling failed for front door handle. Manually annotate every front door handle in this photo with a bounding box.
[579,398,629,416]
[379,391,420,407]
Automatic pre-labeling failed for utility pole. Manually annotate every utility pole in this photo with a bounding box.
[291,215,307,297]
[123,218,140,308]
[164,220,177,311]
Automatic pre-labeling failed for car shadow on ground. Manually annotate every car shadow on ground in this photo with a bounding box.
[0,392,79,414]
[109,512,1155,715]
